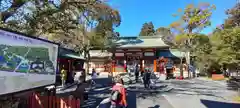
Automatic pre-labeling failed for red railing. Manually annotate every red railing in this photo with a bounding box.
[28,93,80,108]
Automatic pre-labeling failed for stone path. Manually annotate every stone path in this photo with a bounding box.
[161,78,239,108]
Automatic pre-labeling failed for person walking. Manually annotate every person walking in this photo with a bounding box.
[135,63,140,82]
[90,68,97,87]
[143,68,151,89]
[92,68,97,78]
[60,66,67,87]
[80,69,86,83]
[110,77,127,108]
[159,62,165,77]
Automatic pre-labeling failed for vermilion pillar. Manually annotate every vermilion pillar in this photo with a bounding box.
[154,60,157,72]
[111,60,115,72]
[153,48,157,72]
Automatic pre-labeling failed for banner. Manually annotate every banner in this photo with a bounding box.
[0,29,58,95]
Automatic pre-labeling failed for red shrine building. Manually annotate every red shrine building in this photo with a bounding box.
[89,36,191,78]
[112,36,189,78]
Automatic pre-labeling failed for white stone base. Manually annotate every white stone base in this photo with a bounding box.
[174,71,189,78]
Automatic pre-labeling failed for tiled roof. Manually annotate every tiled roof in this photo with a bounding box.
[116,36,169,48]
[59,47,85,60]
[89,50,112,57]
[157,49,185,58]
[169,49,186,58]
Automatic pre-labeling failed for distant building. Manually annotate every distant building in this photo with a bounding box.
[88,50,112,73]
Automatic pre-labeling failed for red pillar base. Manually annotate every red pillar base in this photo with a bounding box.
[176,76,184,80]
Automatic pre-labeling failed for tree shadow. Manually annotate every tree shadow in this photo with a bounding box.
[148,105,160,108]
[81,95,109,108]
[88,86,112,95]
[200,99,240,108]
[169,88,227,100]
[93,81,172,108]
[226,79,240,91]
[56,77,133,108]
[93,77,113,86]
[127,85,170,93]
[79,78,114,108]
[56,77,113,98]
[128,85,168,91]
[96,91,137,108]
[158,79,230,99]
[127,85,170,99]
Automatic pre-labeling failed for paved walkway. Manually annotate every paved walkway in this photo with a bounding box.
[161,78,240,108]
[57,75,240,108]
[137,93,173,108]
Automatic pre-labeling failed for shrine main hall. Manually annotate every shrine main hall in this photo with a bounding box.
[89,35,188,77]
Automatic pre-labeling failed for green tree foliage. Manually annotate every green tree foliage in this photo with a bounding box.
[192,34,211,52]
[156,27,171,35]
[173,34,189,76]
[170,2,215,77]
[192,1,240,74]
[170,3,215,51]
[206,1,240,72]
[139,22,155,36]
[224,2,240,28]
[155,27,174,44]
[192,34,212,71]
[0,0,121,51]
[210,27,240,69]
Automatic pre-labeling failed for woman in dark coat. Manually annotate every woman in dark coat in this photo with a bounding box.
[135,64,140,82]
[143,68,151,89]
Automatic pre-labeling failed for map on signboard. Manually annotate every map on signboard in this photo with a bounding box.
[0,45,55,75]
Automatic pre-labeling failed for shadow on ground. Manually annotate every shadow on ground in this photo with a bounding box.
[56,77,113,97]
[87,89,137,108]
[158,79,229,100]
[81,77,137,108]
[148,105,160,108]
[201,99,240,108]
[82,95,109,108]
[58,77,171,108]
[226,79,240,91]
[128,85,168,90]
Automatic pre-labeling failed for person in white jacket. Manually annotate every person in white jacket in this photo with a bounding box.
[92,68,97,79]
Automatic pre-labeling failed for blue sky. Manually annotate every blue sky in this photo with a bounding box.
[108,0,237,36]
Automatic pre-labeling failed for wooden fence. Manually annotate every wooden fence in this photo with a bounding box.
[28,93,80,108]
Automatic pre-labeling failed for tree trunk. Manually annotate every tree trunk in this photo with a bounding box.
[186,51,190,78]
[83,48,90,77]
[187,30,193,78]
[86,51,90,74]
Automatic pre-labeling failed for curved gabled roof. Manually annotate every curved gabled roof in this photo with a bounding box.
[115,35,169,48]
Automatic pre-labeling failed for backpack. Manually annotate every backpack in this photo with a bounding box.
[110,86,122,102]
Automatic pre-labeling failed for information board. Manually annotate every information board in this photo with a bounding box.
[0,29,58,95]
